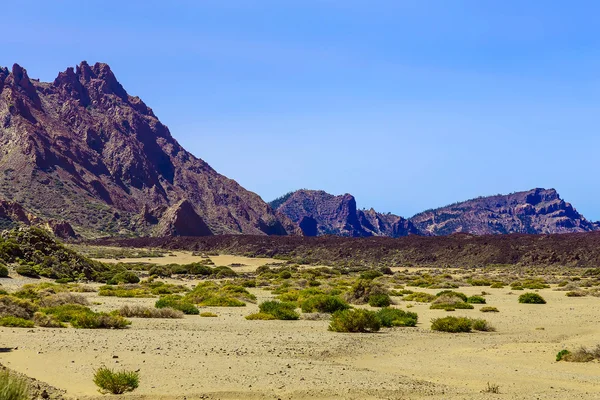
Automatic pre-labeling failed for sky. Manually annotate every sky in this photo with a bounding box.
[3,1,600,219]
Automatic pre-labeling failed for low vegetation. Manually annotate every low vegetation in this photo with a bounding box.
[518,293,546,304]
[431,316,494,333]
[556,346,600,362]
[329,309,381,333]
[0,369,29,400]
[93,367,139,394]
[117,305,184,319]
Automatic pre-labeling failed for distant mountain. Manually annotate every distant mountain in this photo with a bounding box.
[0,62,297,237]
[269,190,419,237]
[409,188,598,235]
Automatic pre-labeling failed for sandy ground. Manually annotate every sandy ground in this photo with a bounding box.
[1,261,600,399]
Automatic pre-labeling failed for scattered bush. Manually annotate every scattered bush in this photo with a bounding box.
[480,306,499,313]
[200,312,218,317]
[155,295,199,315]
[117,305,184,319]
[245,312,277,320]
[33,312,66,328]
[0,263,8,278]
[470,318,495,331]
[360,270,383,280]
[404,292,436,303]
[376,307,418,327]
[39,292,89,307]
[108,271,140,285]
[556,349,570,361]
[466,295,486,304]
[0,316,34,328]
[148,265,171,277]
[41,304,131,329]
[258,301,299,320]
[566,291,587,297]
[0,370,29,400]
[430,295,474,310]
[431,316,473,333]
[490,282,504,289]
[368,293,391,307]
[557,346,600,362]
[329,309,381,333]
[15,266,38,278]
[94,367,139,394]
[301,295,349,314]
[0,296,38,319]
[436,290,467,302]
[518,293,546,304]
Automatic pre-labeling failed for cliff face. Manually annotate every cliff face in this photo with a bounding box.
[409,188,597,235]
[271,190,418,237]
[0,62,295,237]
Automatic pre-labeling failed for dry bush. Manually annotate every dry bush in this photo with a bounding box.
[117,305,184,319]
[33,312,66,328]
[39,292,89,307]
[0,296,37,319]
[561,346,600,362]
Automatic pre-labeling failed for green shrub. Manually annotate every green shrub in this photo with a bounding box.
[301,295,349,313]
[430,294,473,310]
[0,316,34,328]
[117,305,183,319]
[0,370,29,400]
[556,349,570,361]
[200,312,218,317]
[436,290,467,302]
[0,296,38,319]
[155,295,199,315]
[480,306,499,313]
[490,282,505,288]
[466,295,486,304]
[329,309,381,333]
[200,296,245,307]
[376,307,418,327]
[0,263,8,278]
[404,292,436,303]
[360,270,383,280]
[148,265,171,277]
[93,367,139,394]
[41,304,131,328]
[471,318,495,331]
[245,312,277,320]
[431,316,472,332]
[33,312,66,328]
[108,271,140,285]
[368,293,391,307]
[15,265,38,278]
[518,293,546,304]
[258,301,299,320]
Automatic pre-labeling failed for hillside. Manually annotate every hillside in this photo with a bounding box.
[0,62,296,237]
[270,189,419,237]
[410,188,597,235]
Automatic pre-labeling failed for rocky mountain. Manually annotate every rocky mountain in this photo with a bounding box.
[0,199,77,238]
[269,190,419,237]
[410,188,597,235]
[0,62,296,237]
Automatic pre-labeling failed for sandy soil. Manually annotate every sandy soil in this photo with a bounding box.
[1,265,600,399]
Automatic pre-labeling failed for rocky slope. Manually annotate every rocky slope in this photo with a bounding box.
[0,199,76,239]
[0,62,295,237]
[410,188,597,235]
[270,190,419,237]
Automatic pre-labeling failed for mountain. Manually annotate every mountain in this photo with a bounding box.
[410,188,597,235]
[269,189,419,237]
[0,62,296,237]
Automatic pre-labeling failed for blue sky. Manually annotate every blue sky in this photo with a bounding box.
[4,1,600,219]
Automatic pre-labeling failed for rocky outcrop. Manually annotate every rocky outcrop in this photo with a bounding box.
[46,220,78,239]
[409,188,597,235]
[0,61,295,237]
[154,200,212,237]
[271,190,418,237]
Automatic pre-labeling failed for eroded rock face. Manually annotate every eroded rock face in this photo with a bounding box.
[409,188,597,235]
[0,61,295,237]
[46,220,78,239]
[154,200,212,237]
[271,190,418,237]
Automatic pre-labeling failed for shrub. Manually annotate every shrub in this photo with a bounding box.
[200,312,218,317]
[33,312,66,328]
[345,279,389,305]
[436,290,467,302]
[556,349,570,361]
[258,301,299,320]
[15,265,38,278]
[430,295,473,310]
[94,367,139,394]
[376,307,418,327]
[0,263,8,278]
[41,304,131,328]
[329,309,381,333]
[566,291,587,297]
[471,318,495,331]
[518,293,546,304]
[39,292,89,307]
[148,265,171,277]
[200,296,245,307]
[155,295,199,315]
[466,295,486,304]
[0,316,34,328]
[245,312,277,320]
[0,370,29,400]
[431,316,472,333]
[360,270,383,280]
[117,305,183,319]
[0,296,38,319]
[301,295,349,313]
[480,306,499,313]
[403,292,436,303]
[108,271,140,285]
[368,293,391,307]
[490,282,504,288]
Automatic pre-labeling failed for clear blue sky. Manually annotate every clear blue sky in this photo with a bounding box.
[4,1,600,220]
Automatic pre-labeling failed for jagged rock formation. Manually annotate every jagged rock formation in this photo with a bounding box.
[154,200,212,237]
[0,198,77,238]
[270,190,418,237]
[0,62,295,237]
[410,188,597,235]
